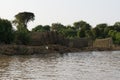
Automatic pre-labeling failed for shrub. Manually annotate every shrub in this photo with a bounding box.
[15,29,30,45]
[0,18,14,44]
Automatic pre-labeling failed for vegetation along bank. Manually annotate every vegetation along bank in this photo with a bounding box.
[0,12,120,55]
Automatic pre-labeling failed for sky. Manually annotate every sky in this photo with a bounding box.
[0,0,120,30]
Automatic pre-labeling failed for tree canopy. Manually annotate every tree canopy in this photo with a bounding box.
[73,20,91,30]
[32,25,50,32]
[13,12,35,31]
[0,18,14,44]
[1,11,120,45]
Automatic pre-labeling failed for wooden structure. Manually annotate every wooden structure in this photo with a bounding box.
[68,38,92,48]
[29,31,66,46]
[93,38,113,48]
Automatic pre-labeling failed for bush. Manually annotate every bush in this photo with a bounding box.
[0,18,14,44]
[15,29,30,45]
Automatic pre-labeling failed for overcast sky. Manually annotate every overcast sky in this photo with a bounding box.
[0,0,120,30]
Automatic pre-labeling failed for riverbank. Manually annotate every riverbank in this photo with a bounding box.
[0,44,120,55]
[0,45,80,55]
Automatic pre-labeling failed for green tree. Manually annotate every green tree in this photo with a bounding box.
[114,22,120,26]
[32,25,50,32]
[73,21,91,38]
[104,26,113,37]
[92,27,100,38]
[32,25,43,32]
[77,29,85,38]
[115,32,120,44]
[113,22,120,31]
[13,12,35,31]
[43,25,50,31]
[62,28,77,39]
[15,30,30,45]
[108,30,117,38]
[73,20,91,30]
[0,18,14,44]
[85,30,94,39]
[51,23,65,32]
[93,23,108,38]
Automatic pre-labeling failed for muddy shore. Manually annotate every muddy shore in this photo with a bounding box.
[0,45,119,55]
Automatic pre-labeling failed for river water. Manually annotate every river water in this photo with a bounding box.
[0,51,120,80]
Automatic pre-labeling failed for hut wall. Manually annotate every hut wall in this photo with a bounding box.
[93,38,113,48]
[68,38,92,48]
[30,32,93,48]
[29,31,66,46]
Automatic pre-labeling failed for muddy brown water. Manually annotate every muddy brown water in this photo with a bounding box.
[0,51,120,80]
